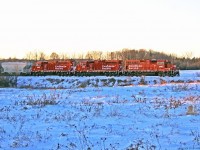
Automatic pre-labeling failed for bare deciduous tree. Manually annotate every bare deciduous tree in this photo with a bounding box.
[85,51,102,60]
[60,53,69,60]
[25,51,34,60]
[34,51,38,61]
[38,52,46,60]
[50,52,59,60]
[184,51,193,59]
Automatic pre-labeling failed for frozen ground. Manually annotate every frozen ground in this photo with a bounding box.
[0,70,200,149]
[17,70,200,89]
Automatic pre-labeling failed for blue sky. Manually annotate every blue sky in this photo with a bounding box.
[0,0,200,58]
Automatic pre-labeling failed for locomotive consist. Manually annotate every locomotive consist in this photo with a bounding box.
[30,59,179,77]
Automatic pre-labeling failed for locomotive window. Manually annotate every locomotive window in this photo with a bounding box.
[107,62,115,65]
[81,62,86,65]
[36,63,41,66]
[157,62,164,65]
[165,62,170,68]
[127,61,138,64]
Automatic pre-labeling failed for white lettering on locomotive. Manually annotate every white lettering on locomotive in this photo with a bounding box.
[102,65,116,70]
[55,65,67,70]
[128,65,139,70]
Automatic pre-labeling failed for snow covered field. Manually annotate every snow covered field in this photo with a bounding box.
[0,70,200,149]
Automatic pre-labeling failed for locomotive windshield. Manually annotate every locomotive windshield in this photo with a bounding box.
[35,62,42,66]
[157,62,164,65]
[165,61,171,68]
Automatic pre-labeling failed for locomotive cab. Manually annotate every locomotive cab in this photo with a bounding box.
[32,61,48,71]
[156,60,179,76]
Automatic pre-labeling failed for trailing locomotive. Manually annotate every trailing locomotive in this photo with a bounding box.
[30,59,179,77]
[31,60,74,76]
[124,59,179,76]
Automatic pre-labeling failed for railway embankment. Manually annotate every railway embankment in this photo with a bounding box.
[17,75,200,89]
[1,70,200,88]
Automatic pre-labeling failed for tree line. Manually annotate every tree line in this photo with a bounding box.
[1,49,200,70]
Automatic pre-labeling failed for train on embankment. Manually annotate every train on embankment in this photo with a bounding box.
[0,59,179,77]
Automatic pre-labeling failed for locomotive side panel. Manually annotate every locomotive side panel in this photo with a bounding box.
[55,61,73,71]
[31,60,74,76]
[125,60,140,70]
[124,59,179,76]
[75,60,122,76]
[101,60,122,72]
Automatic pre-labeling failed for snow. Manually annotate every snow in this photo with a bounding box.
[0,70,200,149]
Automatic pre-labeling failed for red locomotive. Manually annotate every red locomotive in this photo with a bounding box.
[31,59,179,76]
[75,60,122,76]
[31,60,74,76]
[124,59,178,76]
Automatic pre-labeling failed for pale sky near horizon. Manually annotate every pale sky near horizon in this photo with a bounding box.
[0,0,200,59]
